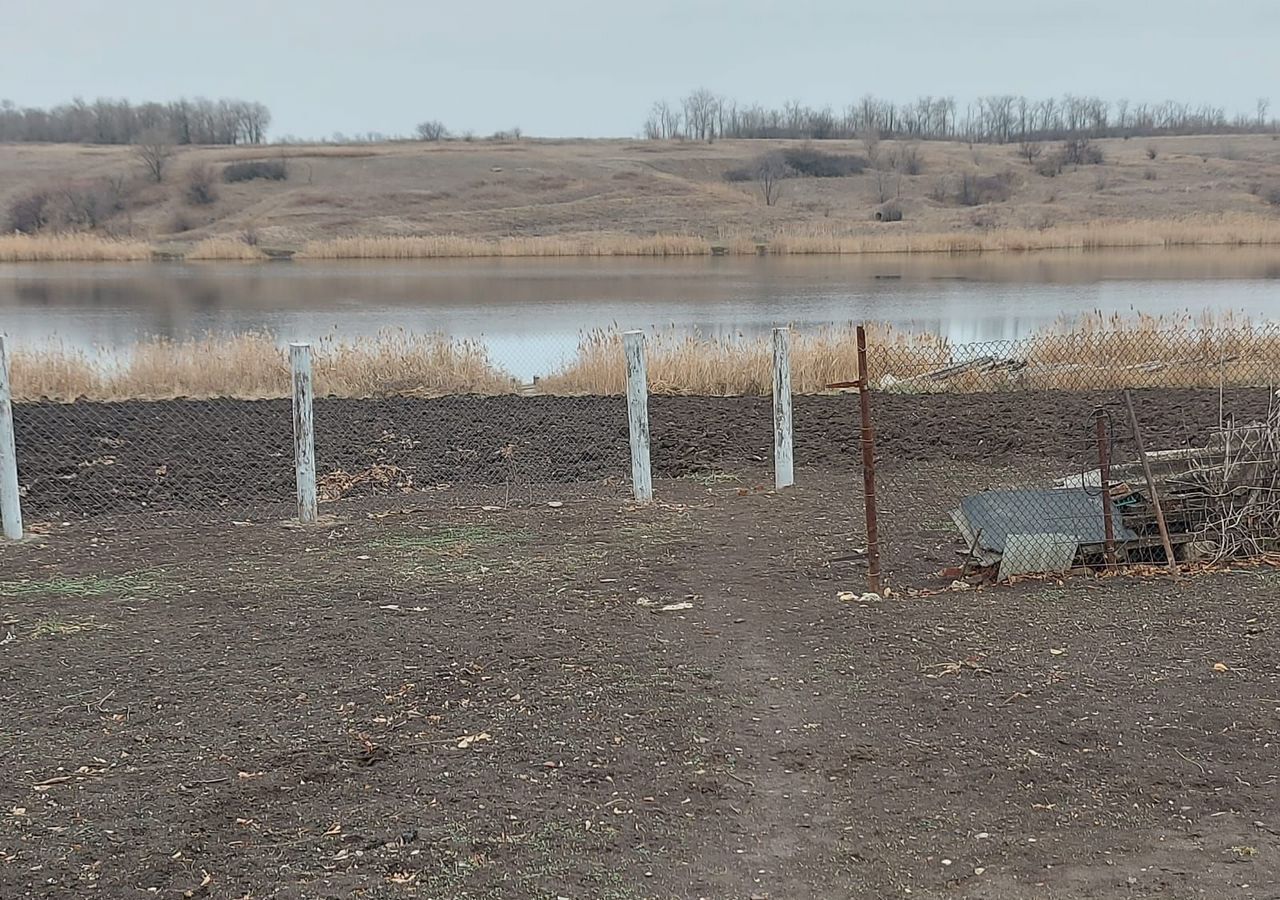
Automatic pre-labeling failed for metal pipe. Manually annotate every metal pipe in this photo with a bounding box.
[856,325,882,593]
[1124,390,1178,577]
[1095,412,1116,566]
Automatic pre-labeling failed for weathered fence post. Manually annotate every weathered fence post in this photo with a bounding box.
[772,326,794,490]
[856,324,882,593]
[622,330,653,503]
[1094,410,1117,566]
[0,336,23,540]
[1124,389,1178,577]
[290,342,318,524]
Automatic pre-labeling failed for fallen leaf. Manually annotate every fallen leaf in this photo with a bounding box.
[182,871,212,899]
[1050,648,1065,656]
[547,501,564,508]
[660,601,693,612]
[237,771,264,780]
[1213,662,1229,673]
[457,732,492,749]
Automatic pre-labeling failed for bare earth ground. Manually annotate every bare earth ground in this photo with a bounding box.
[2,471,1280,900]
[2,134,1278,248]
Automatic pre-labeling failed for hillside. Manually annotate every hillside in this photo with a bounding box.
[2,134,1279,255]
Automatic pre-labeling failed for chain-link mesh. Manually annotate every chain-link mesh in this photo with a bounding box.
[14,399,295,528]
[861,324,1280,587]
[9,334,634,532]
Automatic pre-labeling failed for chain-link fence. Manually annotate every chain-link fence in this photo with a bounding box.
[859,324,1280,588]
[6,332,635,530]
[7,322,1280,593]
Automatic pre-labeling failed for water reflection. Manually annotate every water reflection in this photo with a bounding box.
[1,248,1278,379]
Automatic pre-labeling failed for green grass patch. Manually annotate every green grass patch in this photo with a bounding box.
[30,614,112,638]
[0,571,165,600]
[680,470,742,486]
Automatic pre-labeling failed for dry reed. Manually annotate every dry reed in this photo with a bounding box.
[297,233,713,259]
[540,325,950,395]
[764,215,1280,255]
[8,331,515,402]
[0,233,151,262]
[184,238,268,261]
[9,313,1280,401]
[4,214,1279,263]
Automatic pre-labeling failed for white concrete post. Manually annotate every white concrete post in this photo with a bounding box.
[622,330,653,503]
[772,326,794,490]
[0,336,22,540]
[289,342,318,524]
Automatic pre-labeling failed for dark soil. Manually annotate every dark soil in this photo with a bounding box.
[12,388,1269,521]
[1,478,1277,899]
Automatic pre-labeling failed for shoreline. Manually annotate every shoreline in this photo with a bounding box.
[2,215,1279,263]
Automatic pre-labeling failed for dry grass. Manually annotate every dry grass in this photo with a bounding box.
[8,331,515,402]
[9,314,1280,401]
[765,215,1280,254]
[184,237,268,261]
[313,331,514,397]
[540,325,949,395]
[0,234,151,262]
[5,216,1276,263]
[297,233,714,259]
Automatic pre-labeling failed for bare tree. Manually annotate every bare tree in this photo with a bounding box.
[755,151,786,206]
[133,129,174,182]
[1019,140,1044,164]
[416,120,449,141]
[861,127,881,168]
[1259,98,1272,128]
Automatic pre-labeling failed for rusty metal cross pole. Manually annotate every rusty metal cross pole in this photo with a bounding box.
[829,325,883,593]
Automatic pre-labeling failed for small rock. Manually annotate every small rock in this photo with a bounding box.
[660,601,694,612]
[949,580,971,592]
[941,858,953,867]
[974,867,986,875]
[547,501,564,508]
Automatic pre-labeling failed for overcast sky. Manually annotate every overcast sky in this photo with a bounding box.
[3,0,1277,139]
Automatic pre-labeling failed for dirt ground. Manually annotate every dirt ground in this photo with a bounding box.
[1,473,1278,899]
[2,134,1278,247]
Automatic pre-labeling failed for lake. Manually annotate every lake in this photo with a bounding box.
[2,247,1278,379]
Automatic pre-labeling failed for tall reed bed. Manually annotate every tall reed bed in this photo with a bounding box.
[8,331,514,402]
[298,233,714,259]
[8,314,1280,401]
[4,214,1278,262]
[767,215,1280,255]
[0,234,151,262]
[540,325,950,395]
[184,238,268,261]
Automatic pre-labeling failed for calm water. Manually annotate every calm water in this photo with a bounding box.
[2,248,1279,379]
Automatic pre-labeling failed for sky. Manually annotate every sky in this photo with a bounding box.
[2,0,1277,139]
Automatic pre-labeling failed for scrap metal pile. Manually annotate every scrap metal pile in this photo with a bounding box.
[950,394,1280,580]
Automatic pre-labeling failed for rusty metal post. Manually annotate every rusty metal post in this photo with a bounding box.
[1094,412,1116,566]
[1124,390,1178,578]
[856,325,882,593]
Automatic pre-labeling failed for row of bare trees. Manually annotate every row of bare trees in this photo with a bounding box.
[0,97,271,145]
[644,91,1277,144]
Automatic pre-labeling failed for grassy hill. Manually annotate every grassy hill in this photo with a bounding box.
[1,134,1279,258]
